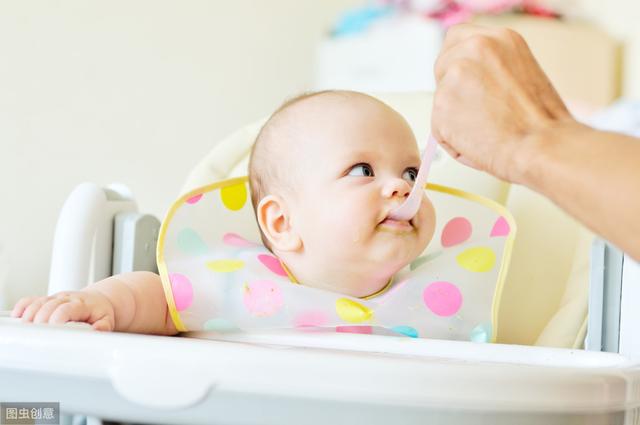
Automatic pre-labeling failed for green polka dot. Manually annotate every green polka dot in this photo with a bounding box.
[470,323,492,343]
[391,325,419,338]
[410,251,443,271]
[203,318,239,333]
[177,228,208,256]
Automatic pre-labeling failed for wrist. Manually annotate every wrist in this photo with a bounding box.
[85,277,134,330]
[507,117,583,188]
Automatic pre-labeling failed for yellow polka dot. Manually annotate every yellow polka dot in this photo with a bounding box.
[335,298,373,323]
[220,183,247,211]
[206,259,245,273]
[456,247,496,272]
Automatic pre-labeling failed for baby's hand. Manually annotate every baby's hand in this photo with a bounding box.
[11,290,116,331]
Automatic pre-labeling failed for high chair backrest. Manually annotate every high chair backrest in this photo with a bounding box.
[181,91,592,348]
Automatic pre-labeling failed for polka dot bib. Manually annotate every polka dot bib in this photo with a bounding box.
[157,177,516,342]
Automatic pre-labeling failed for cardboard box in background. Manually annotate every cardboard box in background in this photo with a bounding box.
[316,13,622,110]
[314,15,442,93]
[475,14,623,108]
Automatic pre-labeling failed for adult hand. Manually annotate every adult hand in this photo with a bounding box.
[431,23,575,183]
[431,24,640,261]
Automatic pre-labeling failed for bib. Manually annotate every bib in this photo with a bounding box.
[157,177,515,342]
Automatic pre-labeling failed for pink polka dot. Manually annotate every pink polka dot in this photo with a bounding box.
[294,311,329,328]
[169,273,193,311]
[336,326,373,334]
[243,280,284,317]
[222,232,256,247]
[441,217,472,247]
[490,216,511,237]
[257,254,288,277]
[186,194,203,204]
[423,281,462,317]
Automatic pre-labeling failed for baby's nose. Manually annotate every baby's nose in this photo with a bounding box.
[382,178,411,199]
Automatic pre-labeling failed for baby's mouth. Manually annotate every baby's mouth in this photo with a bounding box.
[378,216,414,233]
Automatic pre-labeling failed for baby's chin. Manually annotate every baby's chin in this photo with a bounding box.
[369,239,424,269]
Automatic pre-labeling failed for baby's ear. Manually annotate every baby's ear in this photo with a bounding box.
[256,195,302,252]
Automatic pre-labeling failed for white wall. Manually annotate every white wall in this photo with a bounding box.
[0,0,360,307]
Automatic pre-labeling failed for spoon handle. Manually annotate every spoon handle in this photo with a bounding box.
[388,136,437,221]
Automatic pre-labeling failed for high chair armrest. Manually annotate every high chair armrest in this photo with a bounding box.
[48,183,158,294]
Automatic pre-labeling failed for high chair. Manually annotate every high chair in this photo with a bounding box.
[1,92,639,425]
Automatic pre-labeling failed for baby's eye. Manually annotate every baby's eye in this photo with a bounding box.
[402,167,418,183]
[348,163,374,177]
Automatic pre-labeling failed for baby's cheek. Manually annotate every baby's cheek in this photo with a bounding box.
[308,214,358,254]
[329,223,363,250]
[329,203,370,243]
[418,197,436,245]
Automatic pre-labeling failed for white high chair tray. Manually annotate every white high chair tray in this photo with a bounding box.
[1,318,640,425]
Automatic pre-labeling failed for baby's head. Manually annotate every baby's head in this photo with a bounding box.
[249,90,435,298]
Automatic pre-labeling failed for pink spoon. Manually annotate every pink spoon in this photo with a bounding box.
[388,136,437,221]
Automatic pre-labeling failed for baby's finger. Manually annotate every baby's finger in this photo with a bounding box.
[11,296,38,318]
[33,298,70,324]
[48,301,90,325]
[91,317,114,332]
[20,298,48,322]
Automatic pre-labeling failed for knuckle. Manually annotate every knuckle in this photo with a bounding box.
[50,306,70,321]
[467,35,497,57]
[27,299,43,309]
[449,62,466,79]
[43,298,61,308]
[444,60,472,83]
[431,94,450,120]
[498,27,522,43]
[57,302,74,312]
[55,291,81,302]
[445,23,471,40]
[17,296,35,305]
[431,92,447,116]
[434,57,445,80]
[442,25,459,44]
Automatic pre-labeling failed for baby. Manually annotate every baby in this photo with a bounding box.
[249,91,435,297]
[11,90,435,334]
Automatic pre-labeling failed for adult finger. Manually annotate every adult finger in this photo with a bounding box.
[438,139,462,161]
[440,23,502,55]
[434,35,498,82]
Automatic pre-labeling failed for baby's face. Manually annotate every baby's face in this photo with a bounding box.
[279,95,435,297]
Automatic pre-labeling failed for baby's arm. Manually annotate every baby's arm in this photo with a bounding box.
[11,271,179,335]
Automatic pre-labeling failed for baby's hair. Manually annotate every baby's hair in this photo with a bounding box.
[249,90,340,249]
[249,90,386,250]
